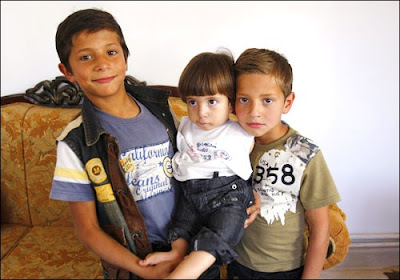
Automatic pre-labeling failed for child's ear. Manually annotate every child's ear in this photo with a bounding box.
[58,63,76,83]
[283,92,295,114]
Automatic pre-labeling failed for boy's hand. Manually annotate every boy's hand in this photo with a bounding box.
[139,252,175,266]
[139,237,188,278]
[244,190,260,228]
[138,250,184,279]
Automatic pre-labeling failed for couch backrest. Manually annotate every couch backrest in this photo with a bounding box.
[1,102,80,226]
[1,103,34,225]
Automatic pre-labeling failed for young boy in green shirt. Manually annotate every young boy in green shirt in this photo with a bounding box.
[228,48,341,279]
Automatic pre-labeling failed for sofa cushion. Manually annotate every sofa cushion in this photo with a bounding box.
[1,103,34,225]
[0,226,103,279]
[1,224,30,259]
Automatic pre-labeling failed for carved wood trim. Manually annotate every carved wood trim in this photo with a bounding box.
[25,76,82,106]
[1,76,180,107]
[22,75,147,107]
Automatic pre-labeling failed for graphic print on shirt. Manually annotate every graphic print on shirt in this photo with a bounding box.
[254,134,319,226]
[174,139,232,178]
[120,140,173,201]
[194,141,231,162]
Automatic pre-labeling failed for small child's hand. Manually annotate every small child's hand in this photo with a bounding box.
[139,252,175,266]
[244,190,260,228]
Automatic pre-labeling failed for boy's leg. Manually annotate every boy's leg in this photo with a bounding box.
[193,177,254,265]
[169,181,201,243]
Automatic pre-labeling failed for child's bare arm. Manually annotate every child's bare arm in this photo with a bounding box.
[68,201,174,279]
[302,206,330,279]
[166,250,216,279]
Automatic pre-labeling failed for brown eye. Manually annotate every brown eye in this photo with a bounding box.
[80,55,91,61]
[239,97,249,103]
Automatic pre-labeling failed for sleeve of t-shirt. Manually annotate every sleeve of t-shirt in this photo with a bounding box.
[300,151,341,209]
[235,121,255,153]
[49,140,95,201]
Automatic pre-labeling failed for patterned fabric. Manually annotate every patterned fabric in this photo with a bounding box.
[1,226,103,279]
[1,103,96,279]
[1,224,30,259]
[1,103,33,225]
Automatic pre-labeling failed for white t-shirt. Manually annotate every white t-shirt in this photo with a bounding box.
[172,116,254,181]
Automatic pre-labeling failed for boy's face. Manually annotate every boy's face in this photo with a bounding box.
[59,29,128,103]
[235,73,294,144]
[186,94,232,131]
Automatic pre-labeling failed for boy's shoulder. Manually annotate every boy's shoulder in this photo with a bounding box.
[284,132,320,165]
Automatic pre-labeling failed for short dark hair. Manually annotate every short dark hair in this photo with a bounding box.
[178,51,235,106]
[56,8,130,73]
[235,48,293,98]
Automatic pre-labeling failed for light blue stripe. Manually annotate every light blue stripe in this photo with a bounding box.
[50,179,94,201]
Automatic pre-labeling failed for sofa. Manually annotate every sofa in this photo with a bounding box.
[1,75,185,279]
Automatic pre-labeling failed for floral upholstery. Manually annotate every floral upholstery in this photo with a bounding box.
[1,96,188,279]
[1,226,103,279]
[1,103,33,226]
[1,102,103,279]
[23,105,81,226]
[1,224,30,259]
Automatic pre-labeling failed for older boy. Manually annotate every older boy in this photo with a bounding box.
[49,8,181,279]
[49,9,259,279]
[228,48,341,279]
